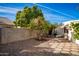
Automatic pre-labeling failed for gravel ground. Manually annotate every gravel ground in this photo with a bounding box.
[0,38,79,56]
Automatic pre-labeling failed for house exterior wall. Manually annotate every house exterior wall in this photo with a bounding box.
[55,28,64,35]
[0,24,14,28]
[1,28,39,44]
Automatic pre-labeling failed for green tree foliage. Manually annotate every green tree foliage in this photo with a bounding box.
[13,11,21,27]
[70,22,79,40]
[28,16,49,31]
[14,5,44,28]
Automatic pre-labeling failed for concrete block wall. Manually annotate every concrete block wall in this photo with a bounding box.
[1,28,38,44]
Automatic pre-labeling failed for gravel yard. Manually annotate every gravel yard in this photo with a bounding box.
[0,38,79,56]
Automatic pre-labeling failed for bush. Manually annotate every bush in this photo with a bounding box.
[70,22,79,40]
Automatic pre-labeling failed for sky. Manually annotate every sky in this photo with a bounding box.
[0,3,79,24]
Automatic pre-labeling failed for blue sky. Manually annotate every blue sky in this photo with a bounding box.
[0,3,79,24]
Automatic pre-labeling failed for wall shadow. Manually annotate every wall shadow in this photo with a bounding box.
[0,38,51,54]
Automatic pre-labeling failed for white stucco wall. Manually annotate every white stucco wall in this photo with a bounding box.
[68,30,72,41]
[55,28,64,35]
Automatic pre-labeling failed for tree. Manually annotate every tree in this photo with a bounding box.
[13,11,21,27]
[20,7,31,25]
[14,5,44,28]
[28,16,46,30]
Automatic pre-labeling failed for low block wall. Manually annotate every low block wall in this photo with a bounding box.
[1,28,39,44]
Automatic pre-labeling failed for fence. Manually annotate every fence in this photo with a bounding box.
[1,28,41,44]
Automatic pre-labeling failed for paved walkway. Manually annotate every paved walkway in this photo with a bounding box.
[0,38,79,56]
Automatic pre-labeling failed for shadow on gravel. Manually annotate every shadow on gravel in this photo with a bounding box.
[0,47,72,56]
[0,38,75,56]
